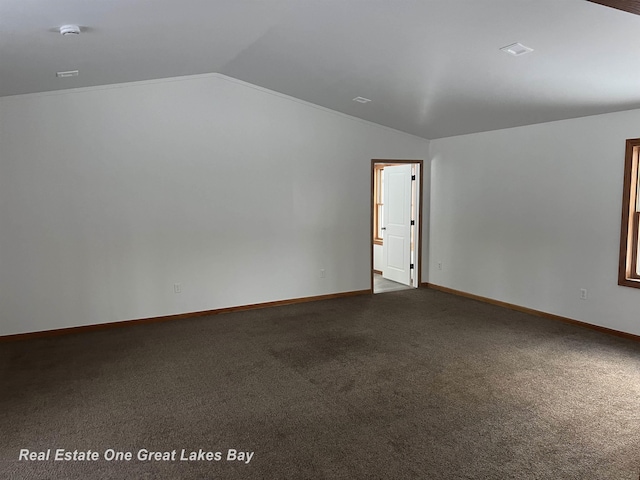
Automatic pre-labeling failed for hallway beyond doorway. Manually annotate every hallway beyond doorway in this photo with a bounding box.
[373,273,412,294]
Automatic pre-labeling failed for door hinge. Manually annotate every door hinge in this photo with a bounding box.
[411,175,416,181]
[411,220,415,225]
[410,263,414,269]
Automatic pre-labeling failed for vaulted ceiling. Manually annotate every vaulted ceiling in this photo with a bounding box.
[2,0,640,139]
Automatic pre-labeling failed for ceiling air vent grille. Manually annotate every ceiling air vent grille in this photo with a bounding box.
[500,43,533,56]
[56,70,79,78]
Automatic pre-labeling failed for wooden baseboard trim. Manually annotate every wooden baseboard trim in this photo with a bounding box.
[1,289,372,342]
[373,269,382,275]
[424,282,640,342]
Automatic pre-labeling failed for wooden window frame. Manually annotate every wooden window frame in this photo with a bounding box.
[373,164,384,245]
[618,138,640,287]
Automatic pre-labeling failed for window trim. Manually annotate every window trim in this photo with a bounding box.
[373,164,384,245]
[618,138,640,287]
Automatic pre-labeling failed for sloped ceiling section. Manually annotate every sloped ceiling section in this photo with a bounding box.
[3,0,640,139]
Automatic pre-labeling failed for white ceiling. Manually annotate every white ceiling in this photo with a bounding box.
[2,0,640,139]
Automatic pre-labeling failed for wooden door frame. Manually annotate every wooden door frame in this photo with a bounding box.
[371,159,424,293]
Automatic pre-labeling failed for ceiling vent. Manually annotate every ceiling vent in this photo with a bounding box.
[56,70,79,78]
[500,43,533,56]
[59,25,81,36]
[353,97,372,104]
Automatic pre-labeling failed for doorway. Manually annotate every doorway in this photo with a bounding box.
[371,160,423,294]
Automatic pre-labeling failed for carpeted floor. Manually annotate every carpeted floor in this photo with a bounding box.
[1,288,639,479]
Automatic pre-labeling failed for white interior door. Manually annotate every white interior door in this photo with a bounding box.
[382,164,412,285]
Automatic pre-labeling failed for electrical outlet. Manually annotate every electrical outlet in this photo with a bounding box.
[174,283,182,294]
[437,262,442,271]
[580,288,587,300]
[320,269,326,278]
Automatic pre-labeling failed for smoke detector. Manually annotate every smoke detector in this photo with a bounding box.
[59,25,81,36]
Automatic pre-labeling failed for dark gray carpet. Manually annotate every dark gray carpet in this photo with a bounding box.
[1,288,639,479]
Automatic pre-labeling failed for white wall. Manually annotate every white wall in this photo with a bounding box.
[0,74,429,336]
[429,109,640,336]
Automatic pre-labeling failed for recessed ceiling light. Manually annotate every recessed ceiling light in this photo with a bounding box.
[353,97,371,104]
[56,70,79,78]
[500,43,533,56]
